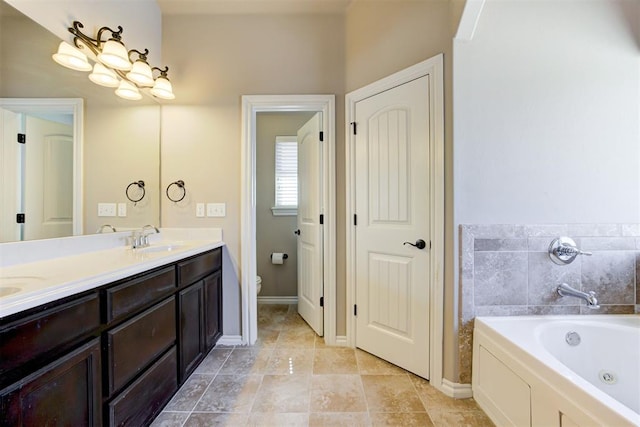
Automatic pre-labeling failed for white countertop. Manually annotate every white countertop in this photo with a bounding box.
[0,229,224,318]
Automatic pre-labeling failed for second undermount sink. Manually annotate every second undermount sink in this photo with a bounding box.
[136,244,184,254]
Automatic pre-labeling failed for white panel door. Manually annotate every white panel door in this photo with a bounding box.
[0,108,20,242]
[355,76,431,378]
[24,115,73,240]
[297,112,324,336]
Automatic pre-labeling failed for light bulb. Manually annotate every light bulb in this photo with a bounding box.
[98,39,132,71]
[150,76,175,100]
[88,63,119,87]
[115,80,142,100]
[52,41,92,72]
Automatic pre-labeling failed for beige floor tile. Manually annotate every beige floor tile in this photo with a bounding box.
[246,412,309,426]
[314,334,328,348]
[194,374,263,413]
[370,412,434,426]
[355,349,407,375]
[361,375,425,413]
[276,328,317,349]
[184,412,250,426]
[265,348,314,375]
[310,374,367,412]
[164,374,214,411]
[149,411,190,427]
[309,412,371,426]
[251,374,312,413]
[427,409,495,427]
[218,347,273,374]
[194,349,233,374]
[313,348,359,374]
[409,374,479,412]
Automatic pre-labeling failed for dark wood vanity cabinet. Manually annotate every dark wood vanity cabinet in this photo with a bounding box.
[0,246,223,427]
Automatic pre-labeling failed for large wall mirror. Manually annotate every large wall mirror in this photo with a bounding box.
[0,1,160,243]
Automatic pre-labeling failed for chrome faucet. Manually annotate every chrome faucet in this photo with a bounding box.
[556,283,599,309]
[131,225,160,249]
[549,237,592,265]
[142,224,159,234]
[97,224,117,233]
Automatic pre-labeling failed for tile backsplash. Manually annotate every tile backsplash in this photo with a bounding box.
[458,224,640,384]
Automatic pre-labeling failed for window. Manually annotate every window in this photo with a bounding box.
[272,136,297,216]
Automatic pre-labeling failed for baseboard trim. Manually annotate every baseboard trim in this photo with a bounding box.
[257,296,298,304]
[335,335,348,347]
[440,379,473,399]
[217,335,243,346]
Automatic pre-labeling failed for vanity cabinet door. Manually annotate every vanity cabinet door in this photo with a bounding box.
[0,338,102,426]
[178,283,205,382]
[203,271,223,351]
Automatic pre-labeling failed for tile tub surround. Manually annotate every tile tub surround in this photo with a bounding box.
[458,224,640,384]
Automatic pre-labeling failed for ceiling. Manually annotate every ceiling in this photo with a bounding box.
[156,0,353,15]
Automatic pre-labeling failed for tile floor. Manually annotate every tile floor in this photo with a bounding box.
[151,304,494,426]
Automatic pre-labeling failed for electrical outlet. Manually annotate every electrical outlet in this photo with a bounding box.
[206,203,226,217]
[98,203,117,217]
[196,203,205,217]
[117,203,127,217]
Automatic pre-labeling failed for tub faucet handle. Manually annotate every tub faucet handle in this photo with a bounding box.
[549,237,591,265]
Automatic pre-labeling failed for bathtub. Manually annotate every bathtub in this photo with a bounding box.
[472,315,640,427]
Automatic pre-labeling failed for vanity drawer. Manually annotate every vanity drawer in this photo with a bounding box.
[0,293,100,376]
[177,248,221,287]
[104,267,176,323]
[106,297,175,395]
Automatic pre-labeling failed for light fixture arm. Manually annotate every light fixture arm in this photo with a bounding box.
[152,66,170,78]
[69,21,124,57]
[129,48,150,63]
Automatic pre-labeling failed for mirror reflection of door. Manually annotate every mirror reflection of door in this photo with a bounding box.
[0,109,73,242]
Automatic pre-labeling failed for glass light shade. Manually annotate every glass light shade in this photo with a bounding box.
[88,63,119,87]
[98,39,132,71]
[52,41,92,72]
[150,76,175,100]
[115,80,142,100]
[126,60,154,86]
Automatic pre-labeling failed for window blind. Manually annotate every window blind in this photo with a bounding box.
[275,137,298,207]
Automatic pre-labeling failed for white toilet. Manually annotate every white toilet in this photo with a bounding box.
[256,276,262,295]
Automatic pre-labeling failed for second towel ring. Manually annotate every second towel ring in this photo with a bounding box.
[166,180,186,203]
[126,180,145,203]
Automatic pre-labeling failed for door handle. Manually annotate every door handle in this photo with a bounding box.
[404,239,426,250]
[294,229,300,235]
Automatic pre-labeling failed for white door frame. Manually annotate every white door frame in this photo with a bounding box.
[345,56,445,390]
[0,98,84,238]
[240,95,336,346]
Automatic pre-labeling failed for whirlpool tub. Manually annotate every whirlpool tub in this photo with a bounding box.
[472,315,640,427]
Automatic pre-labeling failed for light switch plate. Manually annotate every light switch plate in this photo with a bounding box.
[98,203,116,217]
[207,203,226,217]
[117,203,127,217]
[196,203,205,217]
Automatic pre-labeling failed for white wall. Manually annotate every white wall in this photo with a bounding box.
[454,0,640,225]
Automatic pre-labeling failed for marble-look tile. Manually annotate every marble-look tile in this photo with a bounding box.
[313,348,359,374]
[474,239,527,252]
[218,347,273,374]
[309,412,371,426]
[621,224,640,236]
[580,237,636,251]
[528,305,580,315]
[427,409,495,427]
[254,328,280,348]
[521,224,567,237]
[528,252,581,305]
[636,238,640,250]
[164,374,214,411]
[457,319,474,385]
[264,348,314,375]
[194,348,232,374]
[580,305,635,314]
[194,374,262,413]
[309,374,367,412]
[246,412,309,426]
[474,306,528,316]
[636,253,640,304]
[462,224,520,239]
[474,252,528,306]
[527,237,555,252]
[370,412,434,426]
[149,411,190,427]
[409,374,478,412]
[568,224,621,237]
[355,349,406,375]
[251,374,312,413]
[581,252,635,304]
[184,412,250,426]
[360,375,425,413]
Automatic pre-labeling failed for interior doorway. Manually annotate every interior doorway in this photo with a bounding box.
[241,95,337,346]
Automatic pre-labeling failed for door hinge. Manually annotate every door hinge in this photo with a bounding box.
[320,296,324,307]
[351,122,357,135]
[319,131,324,142]
[354,304,357,316]
[319,214,324,225]
[17,133,26,144]
[16,213,25,223]
[430,241,432,250]
[353,214,357,226]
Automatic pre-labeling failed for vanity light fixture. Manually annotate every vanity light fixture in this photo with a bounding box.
[52,21,175,101]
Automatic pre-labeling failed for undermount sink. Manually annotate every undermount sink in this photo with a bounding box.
[136,244,184,254]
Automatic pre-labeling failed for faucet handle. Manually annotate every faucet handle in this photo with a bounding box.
[549,237,590,265]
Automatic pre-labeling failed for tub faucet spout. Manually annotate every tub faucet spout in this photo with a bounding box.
[556,283,599,309]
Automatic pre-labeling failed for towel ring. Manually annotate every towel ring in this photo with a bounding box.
[166,180,186,203]
[126,180,145,204]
